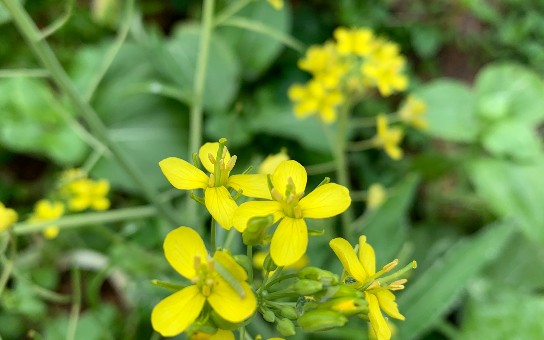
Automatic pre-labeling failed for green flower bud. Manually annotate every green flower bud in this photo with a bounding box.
[292,279,323,295]
[242,215,275,246]
[210,310,242,331]
[297,267,339,286]
[297,310,348,332]
[277,318,296,336]
[263,310,276,323]
[314,284,363,301]
[281,306,298,320]
[317,297,369,316]
[264,254,277,272]
[185,319,218,339]
[233,255,252,275]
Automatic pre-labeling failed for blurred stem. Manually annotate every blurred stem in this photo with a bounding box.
[0,232,16,298]
[66,268,81,340]
[348,139,374,152]
[334,103,354,238]
[81,147,106,174]
[223,227,237,249]
[214,0,251,26]
[305,161,336,176]
[187,0,216,222]
[247,246,253,284]
[11,205,157,235]
[39,0,74,39]
[0,69,49,77]
[211,219,217,253]
[0,0,180,228]
[351,113,399,128]
[436,320,461,339]
[239,327,245,340]
[350,190,368,202]
[263,273,298,290]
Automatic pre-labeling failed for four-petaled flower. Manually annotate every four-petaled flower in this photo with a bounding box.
[372,114,404,160]
[152,227,256,337]
[233,160,351,266]
[29,200,65,239]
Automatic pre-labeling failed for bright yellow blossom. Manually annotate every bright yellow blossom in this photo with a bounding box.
[288,80,344,123]
[29,200,65,239]
[0,202,18,232]
[330,236,406,340]
[152,227,256,337]
[233,160,351,266]
[266,0,283,10]
[160,140,269,230]
[297,42,347,89]
[68,178,111,211]
[258,149,290,175]
[361,41,408,96]
[372,114,404,160]
[398,95,428,130]
[367,184,387,210]
[369,319,398,340]
[333,27,376,56]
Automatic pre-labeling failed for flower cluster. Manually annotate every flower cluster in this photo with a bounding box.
[0,202,18,232]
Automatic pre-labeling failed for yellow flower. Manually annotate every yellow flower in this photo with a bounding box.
[258,149,290,175]
[297,42,347,89]
[152,227,256,337]
[160,140,269,230]
[369,319,398,340]
[0,202,18,232]
[361,41,408,96]
[233,160,351,266]
[68,178,111,212]
[266,0,283,10]
[367,184,387,210]
[398,95,428,130]
[333,27,376,56]
[29,200,65,239]
[330,236,405,340]
[288,80,344,123]
[372,114,404,160]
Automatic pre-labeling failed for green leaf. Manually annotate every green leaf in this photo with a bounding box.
[415,80,480,142]
[481,119,542,161]
[218,1,292,80]
[410,26,443,59]
[397,220,514,340]
[351,173,420,266]
[467,157,544,243]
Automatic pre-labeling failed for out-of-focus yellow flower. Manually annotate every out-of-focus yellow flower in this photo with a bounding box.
[398,95,427,130]
[69,179,111,212]
[151,227,256,337]
[369,319,398,340]
[372,114,404,160]
[334,27,376,56]
[0,202,18,232]
[266,0,283,10]
[259,149,290,175]
[361,41,408,96]
[288,80,344,123]
[298,42,347,89]
[367,184,387,210]
[30,200,65,239]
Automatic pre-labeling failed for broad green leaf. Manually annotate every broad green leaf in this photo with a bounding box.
[415,80,480,142]
[467,157,544,243]
[481,119,542,161]
[351,173,420,266]
[397,220,514,340]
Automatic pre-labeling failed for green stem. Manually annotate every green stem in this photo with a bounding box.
[349,190,368,202]
[223,228,237,249]
[266,289,298,300]
[0,0,179,228]
[66,268,81,340]
[211,219,216,253]
[11,205,157,234]
[334,103,354,237]
[214,0,251,26]
[0,69,49,77]
[247,246,253,285]
[436,320,461,339]
[39,0,74,39]
[305,161,336,176]
[263,273,298,290]
[347,139,375,152]
[239,327,245,340]
[0,233,16,298]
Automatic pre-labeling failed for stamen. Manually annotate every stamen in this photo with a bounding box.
[208,174,215,187]
[383,259,399,272]
[207,259,215,273]
[286,194,293,204]
[194,255,201,270]
[202,285,211,297]
[389,284,405,291]
[191,276,200,284]
[206,278,214,286]
[208,153,216,165]
[220,159,225,171]
[287,177,296,192]
[222,147,228,159]
[271,188,283,202]
[226,155,237,170]
[295,191,305,199]
[391,279,407,286]
[367,281,380,289]
[293,206,302,219]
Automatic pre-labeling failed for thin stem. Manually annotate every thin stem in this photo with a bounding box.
[66,267,81,340]
[11,205,157,234]
[0,69,49,77]
[239,327,245,340]
[0,0,180,228]
[350,190,368,202]
[223,228,237,249]
[351,113,399,128]
[214,0,251,26]
[304,161,336,176]
[247,246,253,285]
[0,233,16,297]
[39,0,74,39]
[348,139,375,152]
[81,147,106,174]
[211,219,216,253]
[263,273,298,290]
[435,320,461,339]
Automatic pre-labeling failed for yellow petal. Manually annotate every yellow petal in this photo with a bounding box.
[210,330,235,340]
[358,236,376,275]
[92,198,110,211]
[270,217,308,267]
[43,226,59,239]
[232,201,284,233]
[298,183,351,218]
[385,144,403,160]
[365,292,391,340]
[213,250,247,282]
[159,157,209,190]
[329,238,368,283]
[227,174,271,199]
[208,279,256,323]
[272,160,307,195]
[164,227,208,280]
[199,142,231,174]
[376,290,404,320]
[205,186,237,230]
[151,285,206,337]
[93,179,110,196]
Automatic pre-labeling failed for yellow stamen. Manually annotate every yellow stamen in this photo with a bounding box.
[391,279,407,286]
[191,276,200,284]
[293,206,302,219]
[194,255,201,270]
[206,278,214,286]
[295,191,305,199]
[271,188,283,201]
[389,284,405,291]
[367,281,380,289]
[383,259,398,272]
[226,155,237,170]
[287,177,296,192]
[207,259,215,273]
[220,159,225,171]
[286,194,293,205]
[208,153,216,165]
[202,285,211,297]
[222,147,228,159]
[208,174,215,187]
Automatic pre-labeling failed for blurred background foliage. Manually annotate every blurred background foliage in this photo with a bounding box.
[1,0,544,339]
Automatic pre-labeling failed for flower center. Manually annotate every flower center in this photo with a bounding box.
[270,176,304,218]
[191,255,216,297]
[207,139,237,188]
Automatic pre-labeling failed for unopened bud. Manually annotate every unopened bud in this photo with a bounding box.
[298,267,339,286]
[383,259,398,272]
[263,310,276,323]
[292,280,323,295]
[277,318,296,336]
[297,310,348,332]
[208,153,216,165]
[318,297,369,316]
[242,214,275,246]
[210,310,243,331]
[314,284,363,301]
[264,254,277,272]
[281,306,298,319]
[185,319,217,340]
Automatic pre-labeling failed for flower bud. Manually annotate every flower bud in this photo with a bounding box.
[264,254,277,272]
[242,215,275,246]
[277,318,296,336]
[263,310,276,323]
[317,297,369,316]
[314,284,363,301]
[185,319,218,340]
[297,310,348,332]
[209,310,242,331]
[281,306,298,320]
[233,255,252,275]
[298,267,339,286]
[292,279,323,295]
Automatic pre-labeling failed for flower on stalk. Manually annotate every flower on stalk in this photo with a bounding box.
[330,236,413,340]
[151,227,256,337]
[29,200,65,239]
[159,139,269,230]
[0,202,18,232]
[288,80,344,124]
[67,178,111,212]
[333,27,376,57]
[361,41,408,96]
[372,114,404,160]
[233,160,351,266]
[398,95,428,130]
[366,184,387,210]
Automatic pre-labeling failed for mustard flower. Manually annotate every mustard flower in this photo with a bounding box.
[367,184,387,210]
[29,200,65,239]
[330,236,406,340]
[288,80,344,124]
[68,178,111,212]
[233,160,351,266]
[159,140,269,230]
[361,41,408,96]
[297,42,347,89]
[372,114,404,160]
[258,149,290,175]
[333,27,376,56]
[152,227,256,337]
[398,95,428,130]
[0,202,18,232]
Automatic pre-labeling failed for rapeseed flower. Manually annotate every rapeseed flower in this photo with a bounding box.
[333,27,376,56]
[233,160,351,266]
[152,227,256,337]
[361,41,408,96]
[0,202,18,232]
[330,236,407,340]
[288,80,344,123]
[372,114,404,160]
[398,95,427,130]
[297,42,346,89]
[367,184,387,210]
[29,200,65,239]
[160,140,269,229]
[258,149,290,175]
[68,178,111,212]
